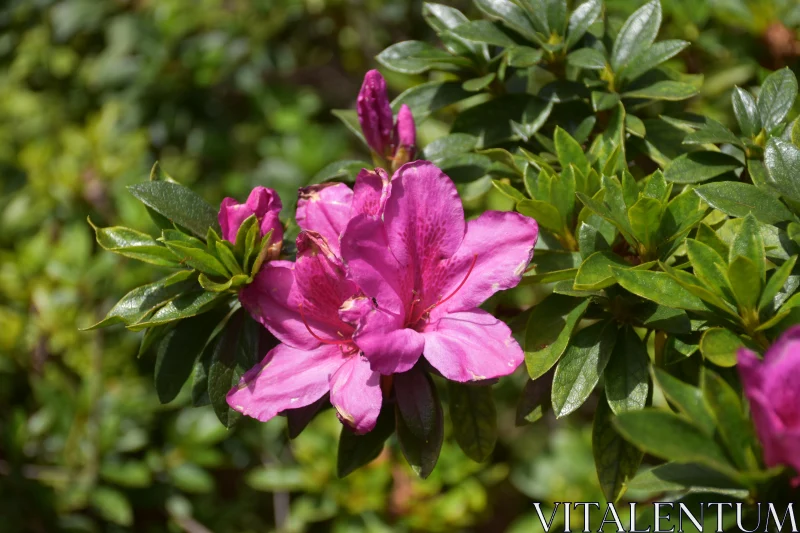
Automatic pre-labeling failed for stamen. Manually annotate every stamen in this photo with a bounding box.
[418,254,478,320]
[299,303,350,345]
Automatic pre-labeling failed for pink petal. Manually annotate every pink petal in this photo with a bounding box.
[227,343,343,423]
[357,70,394,156]
[384,161,466,273]
[429,211,538,317]
[296,183,354,255]
[745,388,786,468]
[341,214,409,316]
[219,186,283,243]
[421,309,523,382]
[354,306,425,375]
[351,168,391,219]
[329,354,383,433]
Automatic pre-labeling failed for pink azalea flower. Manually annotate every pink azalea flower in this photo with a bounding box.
[227,171,393,434]
[357,70,416,166]
[228,231,382,433]
[340,161,539,382]
[218,186,283,246]
[738,326,800,483]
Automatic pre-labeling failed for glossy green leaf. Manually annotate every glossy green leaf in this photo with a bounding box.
[376,40,468,74]
[683,118,743,147]
[620,40,689,83]
[759,256,798,311]
[732,87,760,138]
[566,48,607,70]
[664,152,741,184]
[164,241,229,278]
[130,290,226,330]
[685,239,732,299]
[613,268,706,311]
[128,181,220,239]
[392,81,473,123]
[448,381,497,462]
[574,251,633,290]
[593,397,643,504]
[702,370,758,471]
[516,373,552,425]
[395,370,444,478]
[451,20,516,47]
[627,462,745,494]
[628,197,663,252]
[525,295,589,379]
[757,67,798,133]
[610,0,661,72]
[423,133,478,160]
[506,45,543,67]
[694,182,795,224]
[623,81,697,101]
[517,199,563,232]
[551,321,617,418]
[653,369,715,436]
[565,0,601,49]
[337,408,396,478]
[554,126,590,176]
[592,91,621,112]
[521,250,581,284]
[730,214,766,283]
[727,256,762,312]
[764,138,800,203]
[700,328,744,367]
[463,73,496,92]
[474,0,538,40]
[91,223,179,267]
[604,327,650,414]
[613,410,734,474]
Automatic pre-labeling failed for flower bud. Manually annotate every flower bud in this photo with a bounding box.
[738,326,800,483]
[392,104,416,169]
[218,186,283,246]
[356,70,394,157]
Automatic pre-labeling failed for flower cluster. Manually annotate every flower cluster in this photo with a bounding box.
[220,73,539,434]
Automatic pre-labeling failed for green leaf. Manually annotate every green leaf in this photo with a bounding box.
[128,181,220,239]
[90,487,133,526]
[331,109,367,146]
[732,87,761,138]
[310,159,367,184]
[525,295,589,379]
[702,370,759,471]
[685,239,732,300]
[207,311,260,428]
[507,45,543,67]
[451,20,517,47]
[727,256,762,312]
[759,256,798,311]
[627,462,745,494]
[566,0,602,49]
[623,81,698,101]
[130,290,226,330]
[492,179,526,201]
[164,241,229,278]
[452,94,535,147]
[154,311,223,404]
[376,40,469,74]
[664,152,741,184]
[423,133,478,160]
[613,268,706,311]
[574,251,634,290]
[463,73,496,92]
[730,214,766,283]
[626,114,647,138]
[592,91,621,112]
[757,67,798,133]
[653,369,715,436]
[659,262,738,317]
[337,408,396,478]
[395,370,444,478]
[86,272,197,329]
[554,126,590,176]
[516,374,551,425]
[683,118,743,147]
[694,182,795,224]
[628,197,663,252]
[517,199,563,232]
[551,321,617,418]
[620,40,690,83]
[91,222,179,267]
[764,138,800,203]
[699,328,744,367]
[521,250,581,284]
[696,223,729,258]
[593,397,643,505]
[613,410,734,474]
[169,464,215,494]
[610,0,662,72]
[393,81,474,123]
[100,461,152,488]
[474,0,539,40]
[448,381,497,462]
[566,48,607,70]
[604,328,650,414]
[511,99,554,141]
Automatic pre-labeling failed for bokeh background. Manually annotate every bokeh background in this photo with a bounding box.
[1,1,798,531]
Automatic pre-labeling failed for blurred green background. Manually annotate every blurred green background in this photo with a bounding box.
[0,1,797,532]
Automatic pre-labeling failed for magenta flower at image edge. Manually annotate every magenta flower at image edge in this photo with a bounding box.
[738,325,800,484]
[218,185,284,246]
[226,161,539,434]
[357,69,416,163]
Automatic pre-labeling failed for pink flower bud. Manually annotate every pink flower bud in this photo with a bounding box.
[395,104,416,152]
[218,186,283,245]
[738,326,800,484]
[356,70,394,157]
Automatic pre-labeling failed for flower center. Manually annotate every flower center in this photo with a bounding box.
[298,303,359,356]
[405,254,478,329]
